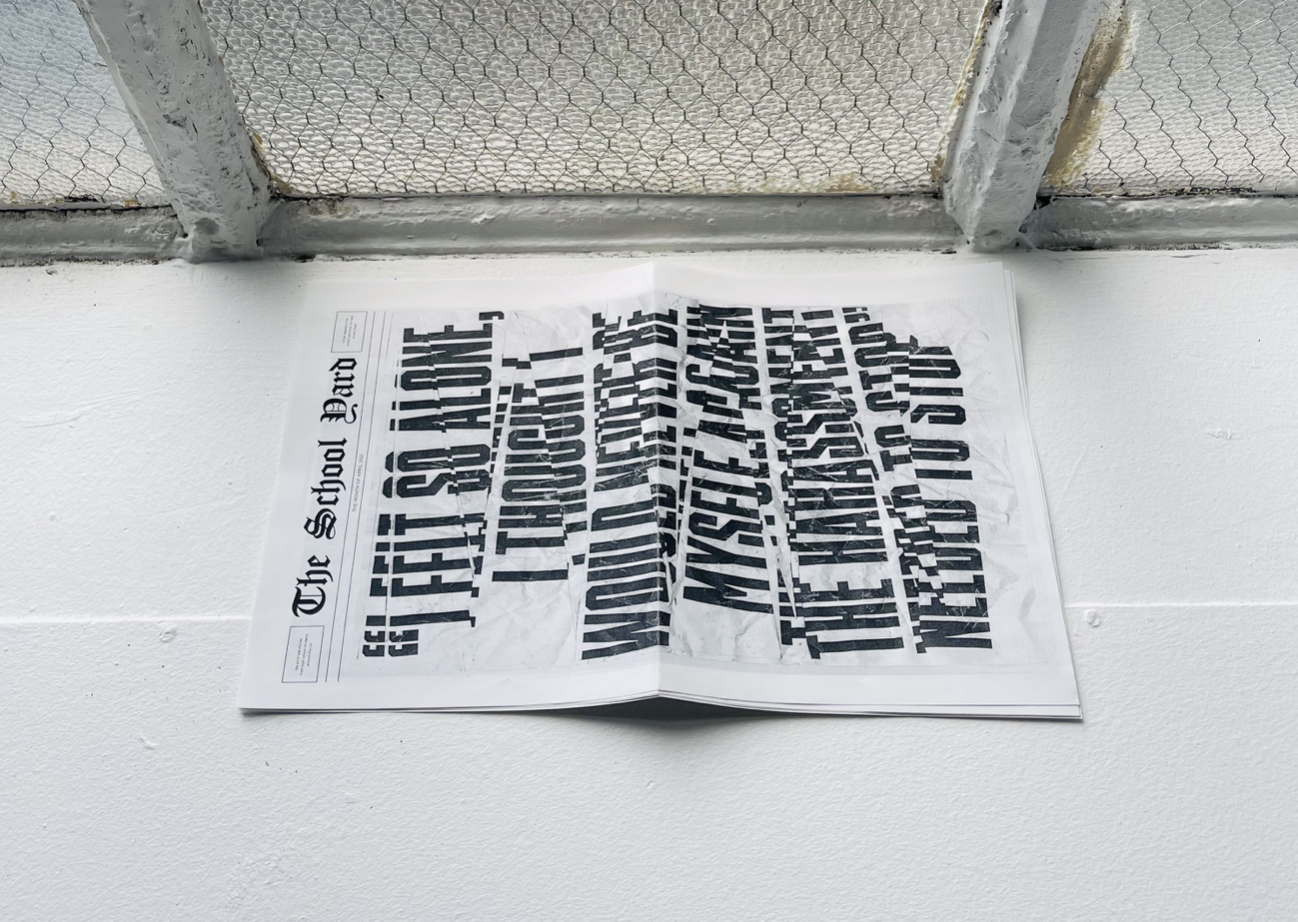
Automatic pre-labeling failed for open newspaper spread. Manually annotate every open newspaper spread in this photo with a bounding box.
[239,263,1080,717]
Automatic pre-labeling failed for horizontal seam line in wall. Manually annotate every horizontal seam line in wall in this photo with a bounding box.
[0,614,252,625]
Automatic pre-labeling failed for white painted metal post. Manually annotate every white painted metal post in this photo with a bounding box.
[75,0,271,260]
[944,0,1105,250]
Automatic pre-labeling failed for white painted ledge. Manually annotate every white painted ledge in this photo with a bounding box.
[0,195,961,263]
[258,194,962,256]
[4,250,1298,920]
[3,194,1298,263]
[0,207,181,264]
[1024,195,1298,249]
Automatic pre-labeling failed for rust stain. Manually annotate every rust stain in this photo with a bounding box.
[639,174,882,195]
[249,130,296,196]
[820,175,878,194]
[756,174,878,194]
[932,0,1002,185]
[1045,0,1133,190]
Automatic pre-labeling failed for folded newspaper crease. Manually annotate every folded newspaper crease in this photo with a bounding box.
[239,263,1079,717]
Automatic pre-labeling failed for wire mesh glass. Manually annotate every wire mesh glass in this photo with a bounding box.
[0,0,166,205]
[1051,0,1298,196]
[203,0,987,196]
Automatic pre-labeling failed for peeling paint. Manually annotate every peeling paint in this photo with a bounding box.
[250,130,296,197]
[1044,1,1133,191]
[78,0,272,258]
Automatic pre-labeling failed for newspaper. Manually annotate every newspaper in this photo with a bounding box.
[239,263,1080,717]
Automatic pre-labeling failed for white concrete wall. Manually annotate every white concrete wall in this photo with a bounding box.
[3,249,1296,921]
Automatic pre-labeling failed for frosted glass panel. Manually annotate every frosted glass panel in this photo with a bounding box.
[0,0,165,205]
[1053,0,1298,196]
[205,0,986,195]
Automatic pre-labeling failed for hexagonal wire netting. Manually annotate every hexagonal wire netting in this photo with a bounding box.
[201,0,988,196]
[0,0,165,205]
[8,0,1294,212]
[1049,0,1298,196]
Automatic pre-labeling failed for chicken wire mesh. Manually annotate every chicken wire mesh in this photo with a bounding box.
[1050,0,1298,196]
[202,0,987,196]
[0,0,165,206]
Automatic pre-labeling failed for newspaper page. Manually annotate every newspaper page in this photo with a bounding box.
[239,263,1080,717]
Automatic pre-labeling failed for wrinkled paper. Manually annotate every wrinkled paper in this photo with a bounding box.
[239,263,1079,717]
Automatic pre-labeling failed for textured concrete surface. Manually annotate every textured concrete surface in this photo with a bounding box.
[3,250,1297,920]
